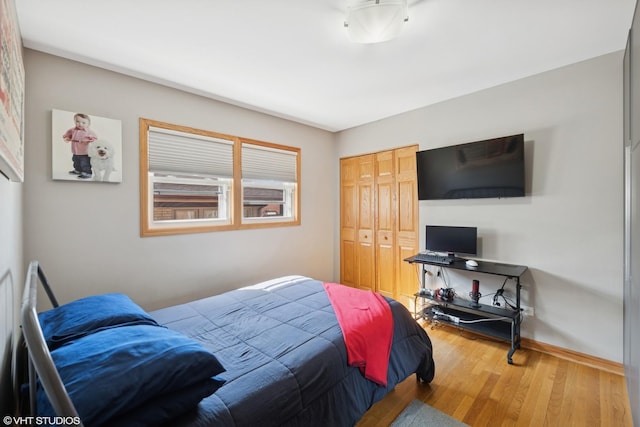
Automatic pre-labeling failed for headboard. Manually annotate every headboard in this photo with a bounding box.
[20,261,82,422]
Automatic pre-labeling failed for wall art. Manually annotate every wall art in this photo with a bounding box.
[52,109,122,183]
[0,0,25,182]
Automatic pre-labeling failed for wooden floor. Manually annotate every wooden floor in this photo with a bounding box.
[357,322,633,427]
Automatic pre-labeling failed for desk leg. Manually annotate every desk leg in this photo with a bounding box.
[508,319,516,364]
[507,276,522,364]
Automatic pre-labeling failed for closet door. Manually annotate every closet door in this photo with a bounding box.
[340,157,357,287]
[340,155,375,291]
[375,150,396,298]
[341,145,419,302]
[356,155,376,291]
[395,146,419,303]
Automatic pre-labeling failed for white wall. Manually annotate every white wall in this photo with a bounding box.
[22,50,337,312]
[0,176,23,413]
[336,52,624,363]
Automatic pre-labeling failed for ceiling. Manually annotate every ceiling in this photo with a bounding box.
[16,0,637,132]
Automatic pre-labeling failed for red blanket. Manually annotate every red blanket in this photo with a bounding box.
[323,282,394,386]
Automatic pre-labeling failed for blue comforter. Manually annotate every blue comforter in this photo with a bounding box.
[150,277,434,427]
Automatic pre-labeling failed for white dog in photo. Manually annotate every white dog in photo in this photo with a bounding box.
[88,140,116,182]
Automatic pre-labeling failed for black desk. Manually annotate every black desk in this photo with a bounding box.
[405,254,528,364]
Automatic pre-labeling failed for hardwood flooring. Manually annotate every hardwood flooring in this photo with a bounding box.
[357,322,633,427]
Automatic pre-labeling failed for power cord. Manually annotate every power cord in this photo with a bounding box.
[458,316,512,323]
[492,277,518,310]
[430,307,511,324]
[438,266,450,288]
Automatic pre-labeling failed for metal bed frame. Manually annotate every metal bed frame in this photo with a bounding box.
[20,261,83,424]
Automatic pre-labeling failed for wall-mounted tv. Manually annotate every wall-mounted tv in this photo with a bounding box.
[417,134,525,200]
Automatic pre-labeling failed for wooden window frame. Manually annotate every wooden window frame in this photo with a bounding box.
[140,118,301,237]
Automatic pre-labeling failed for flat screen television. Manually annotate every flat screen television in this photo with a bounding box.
[417,134,525,200]
[426,225,477,257]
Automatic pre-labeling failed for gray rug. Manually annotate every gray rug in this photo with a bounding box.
[390,400,469,427]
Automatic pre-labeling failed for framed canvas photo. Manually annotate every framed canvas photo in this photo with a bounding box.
[52,109,123,183]
[0,0,25,182]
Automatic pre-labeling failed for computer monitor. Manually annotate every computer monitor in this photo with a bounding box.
[425,225,477,258]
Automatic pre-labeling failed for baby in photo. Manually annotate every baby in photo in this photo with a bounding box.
[62,113,98,179]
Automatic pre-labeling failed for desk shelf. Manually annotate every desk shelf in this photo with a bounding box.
[416,296,517,342]
[406,255,528,364]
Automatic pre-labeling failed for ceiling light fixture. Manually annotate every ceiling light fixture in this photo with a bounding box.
[344,0,409,44]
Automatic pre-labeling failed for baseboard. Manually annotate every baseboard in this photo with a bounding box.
[520,337,624,376]
[430,322,625,376]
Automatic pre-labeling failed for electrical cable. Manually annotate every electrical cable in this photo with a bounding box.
[413,261,422,290]
[430,307,511,324]
[492,277,518,310]
[458,316,512,323]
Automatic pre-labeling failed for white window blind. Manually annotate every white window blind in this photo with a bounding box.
[148,127,234,178]
[242,143,297,182]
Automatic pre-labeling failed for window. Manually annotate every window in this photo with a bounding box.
[241,140,298,224]
[140,119,300,236]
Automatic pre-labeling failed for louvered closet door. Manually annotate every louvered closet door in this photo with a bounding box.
[375,150,396,298]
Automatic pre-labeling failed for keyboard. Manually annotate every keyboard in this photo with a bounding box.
[412,253,453,265]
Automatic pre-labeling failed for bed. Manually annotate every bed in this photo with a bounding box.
[21,261,435,427]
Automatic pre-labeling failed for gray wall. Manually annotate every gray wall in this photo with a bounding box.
[22,50,337,312]
[624,9,639,424]
[16,48,626,372]
[0,177,23,413]
[335,52,624,363]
